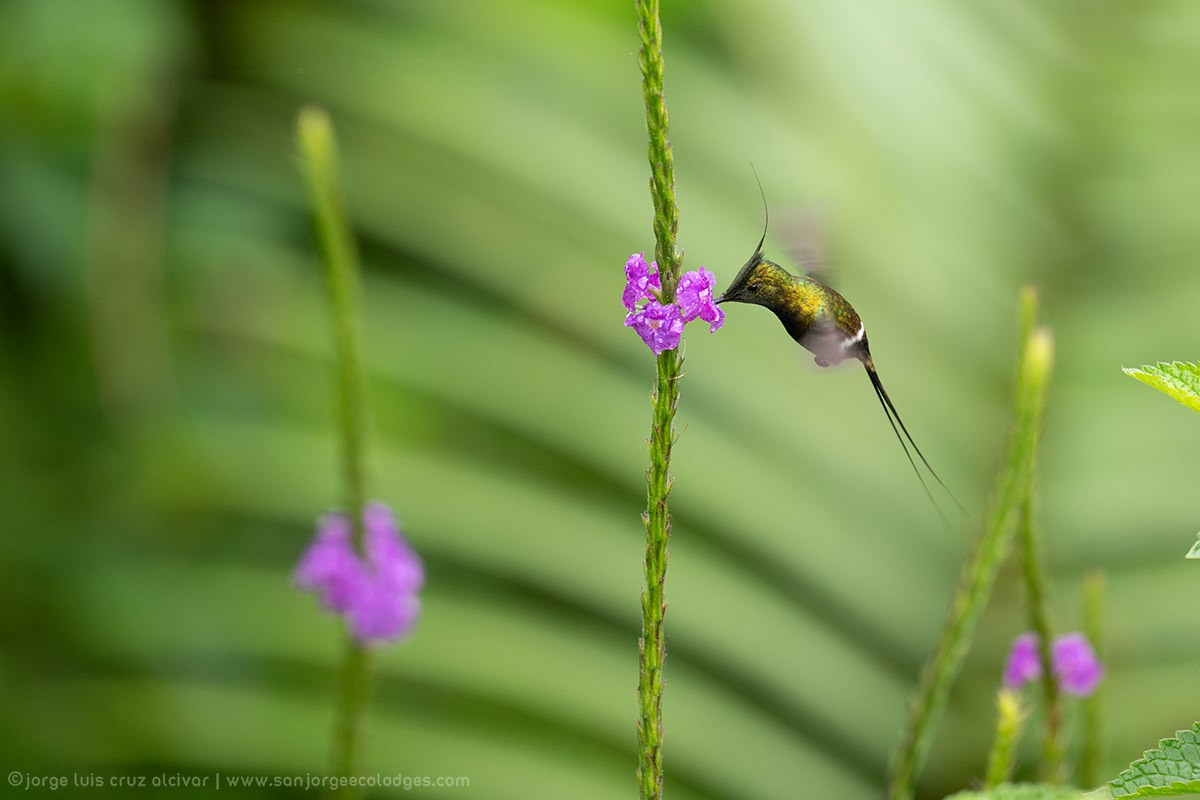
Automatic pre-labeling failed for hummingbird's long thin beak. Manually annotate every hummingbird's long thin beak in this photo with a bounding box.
[714,293,727,304]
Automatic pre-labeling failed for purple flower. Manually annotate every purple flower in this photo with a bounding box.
[621,253,726,354]
[1003,632,1042,689]
[294,502,424,645]
[294,513,361,613]
[677,267,725,332]
[623,252,662,311]
[1053,632,1105,697]
[1001,631,1104,697]
[625,300,684,355]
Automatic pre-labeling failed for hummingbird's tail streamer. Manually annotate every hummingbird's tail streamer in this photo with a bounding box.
[864,362,967,520]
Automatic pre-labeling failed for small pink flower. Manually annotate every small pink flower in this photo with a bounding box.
[1002,632,1042,689]
[1053,632,1105,697]
[294,513,361,613]
[623,252,662,311]
[1001,631,1104,698]
[621,254,724,353]
[677,267,724,332]
[294,502,424,645]
[625,301,684,355]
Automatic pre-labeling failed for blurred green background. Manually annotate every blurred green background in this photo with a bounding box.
[3,0,1199,798]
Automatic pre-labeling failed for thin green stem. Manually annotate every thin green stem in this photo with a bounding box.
[1079,570,1105,788]
[634,2,683,799]
[297,107,370,548]
[636,0,680,295]
[1017,492,1063,781]
[886,311,1055,800]
[330,639,375,789]
[1015,283,1062,780]
[297,106,374,798]
[985,688,1027,789]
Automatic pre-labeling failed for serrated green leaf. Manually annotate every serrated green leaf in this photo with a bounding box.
[1123,362,1200,413]
[1110,783,1200,797]
[1110,723,1200,797]
[944,783,1084,800]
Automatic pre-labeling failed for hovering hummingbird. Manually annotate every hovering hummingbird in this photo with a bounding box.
[715,210,961,517]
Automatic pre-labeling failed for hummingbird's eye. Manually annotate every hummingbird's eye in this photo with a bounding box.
[747,282,760,293]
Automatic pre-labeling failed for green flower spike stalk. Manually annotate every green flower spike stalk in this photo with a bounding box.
[985,688,1028,788]
[1079,570,1105,788]
[887,290,1054,800]
[1017,491,1063,782]
[1011,284,1064,779]
[296,106,375,797]
[634,1,683,798]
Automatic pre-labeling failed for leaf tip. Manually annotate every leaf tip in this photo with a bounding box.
[1186,536,1200,560]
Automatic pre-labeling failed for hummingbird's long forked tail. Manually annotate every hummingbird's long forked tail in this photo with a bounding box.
[861,358,966,523]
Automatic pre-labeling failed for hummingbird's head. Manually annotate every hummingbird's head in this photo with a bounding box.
[715,246,792,309]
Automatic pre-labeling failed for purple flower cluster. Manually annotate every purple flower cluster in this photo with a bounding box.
[1003,631,1104,697]
[623,253,724,354]
[294,502,424,645]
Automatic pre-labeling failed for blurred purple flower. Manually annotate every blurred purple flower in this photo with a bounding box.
[294,502,424,645]
[623,252,662,311]
[1053,632,1105,697]
[1002,632,1042,689]
[1002,631,1103,697]
[677,267,725,332]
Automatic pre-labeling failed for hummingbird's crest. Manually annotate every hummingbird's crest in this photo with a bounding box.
[746,166,832,283]
[751,163,769,258]
[720,247,766,303]
[716,168,770,303]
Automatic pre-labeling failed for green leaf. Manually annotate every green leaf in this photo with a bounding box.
[944,783,1084,800]
[1110,785,1200,798]
[1123,362,1200,413]
[1186,536,1200,560]
[1110,723,1200,797]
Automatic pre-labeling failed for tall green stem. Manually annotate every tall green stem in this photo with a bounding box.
[297,106,374,797]
[1018,493,1062,780]
[1079,570,1106,788]
[297,107,370,545]
[984,688,1027,788]
[634,2,683,798]
[1011,282,1063,779]
[886,297,1055,800]
[636,0,681,295]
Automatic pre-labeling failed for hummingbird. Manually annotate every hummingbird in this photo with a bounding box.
[715,216,961,517]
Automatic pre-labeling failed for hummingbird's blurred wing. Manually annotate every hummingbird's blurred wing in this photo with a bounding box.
[799,316,852,367]
[779,202,834,284]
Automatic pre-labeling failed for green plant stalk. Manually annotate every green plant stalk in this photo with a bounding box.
[985,688,1027,788]
[634,2,683,798]
[297,106,374,798]
[1014,281,1064,777]
[1017,491,1062,780]
[1079,570,1105,788]
[636,0,681,294]
[886,320,1055,800]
